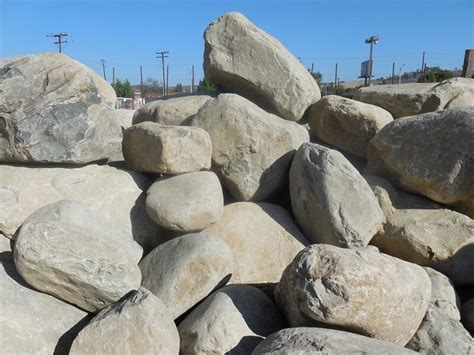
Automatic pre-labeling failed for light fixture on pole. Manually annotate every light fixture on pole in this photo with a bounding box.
[365,35,379,86]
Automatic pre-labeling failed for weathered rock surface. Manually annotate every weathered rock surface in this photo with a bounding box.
[462,299,474,334]
[275,244,431,346]
[202,202,308,284]
[122,122,212,174]
[146,171,223,232]
[14,219,142,312]
[252,328,417,355]
[139,233,233,319]
[132,95,213,125]
[425,267,461,321]
[0,52,123,164]
[430,77,474,110]
[0,164,158,252]
[368,108,474,217]
[70,288,180,355]
[307,95,393,158]
[406,305,474,354]
[190,93,309,201]
[290,142,383,248]
[178,285,285,354]
[204,12,320,121]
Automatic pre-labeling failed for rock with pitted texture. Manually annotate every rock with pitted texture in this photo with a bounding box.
[425,267,461,321]
[275,244,431,346]
[190,93,309,201]
[122,122,212,174]
[204,12,320,121]
[70,288,180,355]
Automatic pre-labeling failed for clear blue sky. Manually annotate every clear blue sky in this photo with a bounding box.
[1,0,473,85]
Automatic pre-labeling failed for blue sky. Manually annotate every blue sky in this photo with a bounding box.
[1,0,473,85]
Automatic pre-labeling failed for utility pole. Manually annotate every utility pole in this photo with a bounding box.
[334,63,338,95]
[166,65,169,95]
[100,59,107,80]
[156,51,169,96]
[421,52,426,82]
[112,67,115,85]
[310,63,314,74]
[391,62,395,84]
[47,33,68,53]
[140,65,143,97]
[365,35,379,86]
[191,65,195,93]
[398,64,406,85]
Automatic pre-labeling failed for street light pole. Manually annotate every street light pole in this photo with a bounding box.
[365,35,379,86]
[398,64,406,85]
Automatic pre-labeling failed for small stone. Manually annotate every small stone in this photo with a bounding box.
[424,267,461,321]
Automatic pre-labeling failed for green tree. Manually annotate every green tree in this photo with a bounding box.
[175,83,183,93]
[141,78,162,95]
[309,70,323,84]
[197,78,217,93]
[417,68,454,83]
[112,78,134,98]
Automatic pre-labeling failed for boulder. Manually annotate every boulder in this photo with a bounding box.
[204,12,320,121]
[368,108,474,217]
[146,171,223,232]
[14,219,142,312]
[274,244,431,346]
[462,299,474,334]
[290,142,383,248]
[0,52,123,164]
[252,328,417,355]
[202,202,308,284]
[425,267,461,321]
[430,77,474,110]
[190,93,309,201]
[406,305,474,354]
[0,164,158,252]
[139,233,233,319]
[0,236,89,355]
[307,95,393,159]
[132,95,213,125]
[178,285,285,354]
[70,288,180,355]
[122,122,212,174]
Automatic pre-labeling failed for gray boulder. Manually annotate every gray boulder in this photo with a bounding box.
[70,288,180,355]
[132,95,213,125]
[204,12,320,121]
[425,267,461,321]
[122,122,212,174]
[178,285,285,354]
[190,93,309,201]
[146,171,223,232]
[430,77,474,110]
[290,142,383,248]
[139,233,234,319]
[368,108,474,218]
[275,244,431,346]
[0,52,123,163]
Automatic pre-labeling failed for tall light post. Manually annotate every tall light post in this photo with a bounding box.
[365,35,379,86]
[398,64,406,85]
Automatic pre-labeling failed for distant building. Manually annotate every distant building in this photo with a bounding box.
[115,91,145,109]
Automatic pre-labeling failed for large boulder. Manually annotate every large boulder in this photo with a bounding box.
[146,171,223,232]
[406,305,474,354]
[178,285,285,354]
[252,328,417,355]
[425,267,461,321]
[290,142,383,248]
[368,108,474,217]
[132,95,213,125]
[190,93,309,201]
[202,202,308,284]
[139,233,234,319]
[204,12,320,121]
[307,95,393,159]
[0,164,158,252]
[429,77,474,110]
[0,52,123,164]
[70,288,180,355]
[122,122,212,174]
[275,244,431,346]
[0,236,89,355]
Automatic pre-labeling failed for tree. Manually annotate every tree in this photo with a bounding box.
[197,78,217,93]
[309,70,323,84]
[112,78,134,98]
[175,83,183,93]
[141,78,162,96]
[418,68,454,83]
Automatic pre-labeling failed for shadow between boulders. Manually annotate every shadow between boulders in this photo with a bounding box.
[53,313,94,355]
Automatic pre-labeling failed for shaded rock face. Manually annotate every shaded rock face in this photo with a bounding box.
[0,52,123,164]
[132,95,213,126]
[368,108,474,218]
[406,305,474,354]
[290,142,383,248]
[462,299,474,334]
[1,237,89,355]
[275,244,431,346]
[190,93,309,201]
[424,267,461,321]
[202,202,308,284]
[122,122,212,174]
[204,12,320,121]
[178,285,285,354]
[70,288,180,355]
[139,233,234,319]
[307,95,393,159]
[251,328,417,355]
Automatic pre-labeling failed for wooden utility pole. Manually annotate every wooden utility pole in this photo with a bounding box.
[391,62,395,84]
[166,65,169,95]
[191,65,195,93]
[100,59,107,80]
[156,51,169,96]
[112,67,115,85]
[334,63,338,95]
[140,65,144,97]
[47,33,68,53]
[311,63,314,74]
[421,52,426,82]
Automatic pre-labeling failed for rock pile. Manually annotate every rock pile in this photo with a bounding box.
[1,10,473,355]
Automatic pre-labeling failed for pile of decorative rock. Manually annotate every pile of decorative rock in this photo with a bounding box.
[1,10,473,355]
